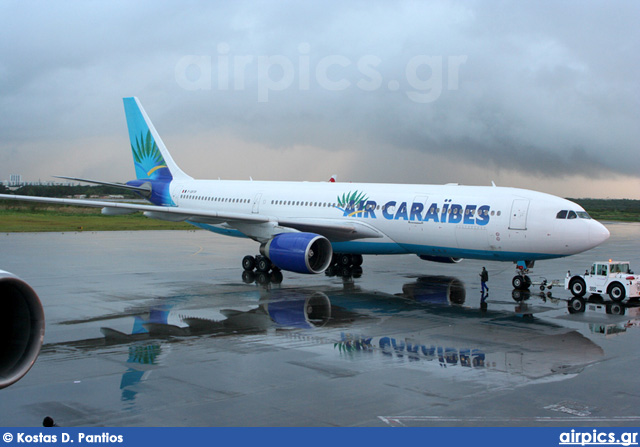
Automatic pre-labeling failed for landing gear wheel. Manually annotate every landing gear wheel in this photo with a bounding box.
[512,275,529,290]
[338,254,352,267]
[242,255,256,271]
[256,257,272,273]
[352,254,363,267]
[608,284,625,302]
[568,296,586,314]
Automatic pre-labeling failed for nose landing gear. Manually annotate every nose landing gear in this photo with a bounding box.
[512,260,534,290]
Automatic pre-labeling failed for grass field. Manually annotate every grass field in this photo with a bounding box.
[0,203,192,232]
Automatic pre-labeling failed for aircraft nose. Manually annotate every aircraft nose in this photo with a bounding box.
[589,220,610,247]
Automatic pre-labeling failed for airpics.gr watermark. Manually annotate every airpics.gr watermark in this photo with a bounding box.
[559,430,638,446]
[175,43,467,103]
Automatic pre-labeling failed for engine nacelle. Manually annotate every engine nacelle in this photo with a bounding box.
[418,255,463,264]
[0,271,45,389]
[260,233,333,274]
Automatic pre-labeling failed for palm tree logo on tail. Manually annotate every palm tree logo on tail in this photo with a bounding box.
[131,131,170,180]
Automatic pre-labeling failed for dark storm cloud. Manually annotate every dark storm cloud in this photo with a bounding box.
[0,0,638,184]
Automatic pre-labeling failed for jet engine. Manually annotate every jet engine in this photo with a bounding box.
[418,255,463,264]
[0,271,45,389]
[260,232,333,274]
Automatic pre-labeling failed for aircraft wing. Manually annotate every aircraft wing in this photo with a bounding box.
[0,194,383,241]
[277,217,383,241]
[0,194,269,224]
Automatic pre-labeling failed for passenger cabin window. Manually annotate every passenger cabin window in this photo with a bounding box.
[556,210,567,219]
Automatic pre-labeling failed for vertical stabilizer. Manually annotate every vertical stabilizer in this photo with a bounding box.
[123,97,192,181]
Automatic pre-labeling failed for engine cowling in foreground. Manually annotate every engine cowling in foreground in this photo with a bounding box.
[0,271,45,389]
[260,232,333,274]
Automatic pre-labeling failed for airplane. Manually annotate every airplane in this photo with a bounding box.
[0,97,610,290]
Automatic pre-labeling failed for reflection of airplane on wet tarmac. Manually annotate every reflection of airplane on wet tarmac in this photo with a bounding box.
[3,273,610,394]
[0,98,610,290]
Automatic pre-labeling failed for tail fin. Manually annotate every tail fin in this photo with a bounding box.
[123,97,192,181]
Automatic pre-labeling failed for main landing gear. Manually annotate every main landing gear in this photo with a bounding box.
[241,255,283,285]
[512,260,534,291]
[325,254,364,278]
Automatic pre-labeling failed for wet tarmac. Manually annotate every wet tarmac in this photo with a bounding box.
[1,222,639,427]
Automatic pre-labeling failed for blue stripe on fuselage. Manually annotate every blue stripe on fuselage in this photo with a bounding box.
[331,241,564,261]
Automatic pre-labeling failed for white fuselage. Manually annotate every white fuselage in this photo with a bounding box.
[169,179,610,262]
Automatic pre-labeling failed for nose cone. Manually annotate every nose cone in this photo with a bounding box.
[589,220,610,247]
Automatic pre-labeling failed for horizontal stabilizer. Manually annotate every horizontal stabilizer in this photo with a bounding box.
[54,176,152,194]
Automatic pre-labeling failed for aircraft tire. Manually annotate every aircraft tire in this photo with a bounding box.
[512,276,525,290]
[256,257,272,273]
[242,255,256,271]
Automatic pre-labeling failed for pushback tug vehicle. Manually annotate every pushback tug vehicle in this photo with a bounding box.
[566,261,640,303]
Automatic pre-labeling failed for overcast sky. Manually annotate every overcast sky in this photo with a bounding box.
[1,1,638,198]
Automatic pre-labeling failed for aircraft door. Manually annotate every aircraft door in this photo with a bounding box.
[509,199,530,230]
[252,193,262,214]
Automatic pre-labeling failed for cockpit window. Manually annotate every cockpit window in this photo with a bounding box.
[557,210,592,220]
